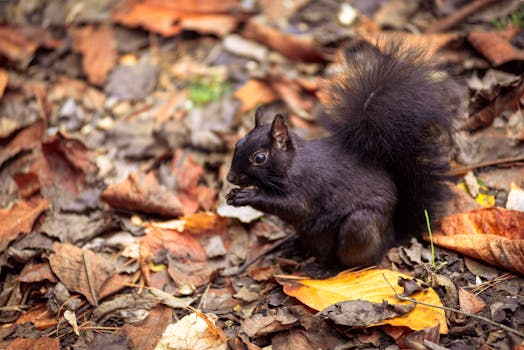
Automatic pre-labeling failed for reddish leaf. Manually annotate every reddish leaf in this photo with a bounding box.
[171,150,205,215]
[16,304,57,330]
[113,0,243,37]
[5,337,59,350]
[71,25,117,86]
[0,120,45,168]
[242,18,325,62]
[0,68,7,98]
[102,172,183,217]
[12,172,41,199]
[120,304,173,350]
[469,30,524,66]
[34,133,98,194]
[0,197,50,253]
[429,208,524,275]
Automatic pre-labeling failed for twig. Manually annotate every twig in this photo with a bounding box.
[424,210,436,267]
[425,0,500,33]
[227,233,298,276]
[382,273,524,338]
[448,155,524,177]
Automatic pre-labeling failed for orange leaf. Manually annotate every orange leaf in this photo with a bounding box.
[469,30,524,66]
[429,208,524,275]
[234,79,279,114]
[278,269,448,333]
[71,25,117,86]
[242,18,325,62]
[0,197,50,253]
[0,68,7,98]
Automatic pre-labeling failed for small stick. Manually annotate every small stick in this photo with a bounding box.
[448,155,524,177]
[382,274,524,338]
[426,0,499,33]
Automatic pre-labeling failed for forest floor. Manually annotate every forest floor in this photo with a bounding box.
[0,0,523,349]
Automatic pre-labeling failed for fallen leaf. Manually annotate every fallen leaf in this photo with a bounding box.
[458,288,486,314]
[0,197,50,254]
[5,336,60,350]
[113,0,243,37]
[320,299,415,326]
[102,172,184,217]
[277,269,448,333]
[469,30,524,66]
[0,68,7,98]
[48,242,122,305]
[242,17,325,62]
[12,172,41,199]
[241,308,298,338]
[15,304,57,330]
[0,119,44,168]
[0,25,61,69]
[120,304,173,350]
[156,312,227,350]
[171,150,204,215]
[234,79,279,115]
[35,133,98,194]
[71,25,117,86]
[428,208,524,275]
[17,262,57,283]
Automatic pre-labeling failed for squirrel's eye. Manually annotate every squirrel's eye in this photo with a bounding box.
[252,152,268,165]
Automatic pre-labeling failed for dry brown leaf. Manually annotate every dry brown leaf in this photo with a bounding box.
[5,336,60,350]
[15,304,57,331]
[469,30,524,66]
[234,79,279,114]
[102,172,184,217]
[242,18,325,62]
[0,119,45,167]
[48,242,124,305]
[113,0,243,37]
[12,172,41,199]
[429,208,524,275]
[0,197,50,254]
[171,150,205,216]
[458,288,486,314]
[17,262,57,283]
[120,304,173,350]
[278,269,448,333]
[34,133,98,195]
[71,25,117,86]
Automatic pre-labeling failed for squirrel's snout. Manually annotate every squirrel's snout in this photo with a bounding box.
[226,171,239,184]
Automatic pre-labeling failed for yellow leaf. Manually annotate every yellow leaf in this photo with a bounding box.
[475,192,495,207]
[277,269,448,333]
[149,260,166,272]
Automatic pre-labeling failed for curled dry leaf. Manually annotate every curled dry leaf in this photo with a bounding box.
[428,208,524,275]
[0,197,50,254]
[277,269,448,333]
[469,30,524,66]
[5,337,60,350]
[102,172,183,217]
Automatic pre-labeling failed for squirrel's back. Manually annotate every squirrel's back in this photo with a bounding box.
[320,41,456,240]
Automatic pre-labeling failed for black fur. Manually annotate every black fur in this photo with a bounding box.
[226,42,455,267]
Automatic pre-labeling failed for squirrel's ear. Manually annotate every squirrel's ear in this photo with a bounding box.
[254,105,265,127]
[270,114,289,151]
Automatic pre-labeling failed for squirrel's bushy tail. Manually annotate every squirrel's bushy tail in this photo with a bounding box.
[321,41,456,241]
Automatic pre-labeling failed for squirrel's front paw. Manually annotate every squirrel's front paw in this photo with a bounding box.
[226,188,258,207]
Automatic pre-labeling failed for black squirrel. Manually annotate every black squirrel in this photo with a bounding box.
[225,42,456,267]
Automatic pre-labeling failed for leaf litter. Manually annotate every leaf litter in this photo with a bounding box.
[0,0,523,349]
